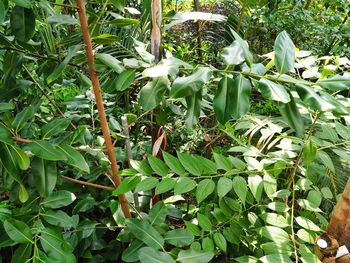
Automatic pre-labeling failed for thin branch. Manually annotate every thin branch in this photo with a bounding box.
[61,175,114,191]
[76,0,131,218]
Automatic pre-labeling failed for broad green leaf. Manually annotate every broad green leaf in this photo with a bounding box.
[263,172,277,200]
[184,221,201,236]
[113,176,141,195]
[122,240,145,263]
[135,177,158,192]
[0,0,5,23]
[217,177,233,198]
[95,53,124,73]
[185,91,202,127]
[148,201,168,225]
[317,150,335,173]
[27,140,67,161]
[261,241,293,255]
[202,237,214,251]
[295,84,334,111]
[12,0,32,8]
[229,28,253,67]
[47,45,81,84]
[47,14,77,25]
[31,157,57,197]
[213,152,233,171]
[214,74,251,124]
[12,106,35,133]
[213,232,227,253]
[11,243,32,263]
[10,145,29,170]
[196,179,215,203]
[0,143,20,182]
[126,219,164,250]
[267,202,290,213]
[106,18,139,27]
[297,199,322,212]
[247,175,263,202]
[279,95,305,137]
[18,184,28,203]
[303,140,317,167]
[115,69,135,92]
[92,34,119,45]
[155,178,176,195]
[110,0,125,12]
[258,78,290,103]
[164,11,226,29]
[234,256,258,263]
[72,196,95,214]
[41,118,71,139]
[162,151,186,176]
[307,190,322,207]
[10,6,35,42]
[257,226,290,242]
[57,144,90,173]
[138,247,175,263]
[170,67,212,98]
[42,210,74,228]
[295,216,321,232]
[177,152,202,175]
[297,229,316,243]
[197,213,212,231]
[41,190,76,209]
[274,31,295,74]
[317,75,350,90]
[335,121,350,140]
[0,102,15,112]
[232,176,247,204]
[130,160,153,175]
[4,219,33,244]
[222,41,244,66]
[164,229,194,247]
[148,155,168,176]
[260,254,292,263]
[260,213,289,228]
[40,228,75,262]
[0,125,13,145]
[319,91,350,115]
[174,178,197,195]
[194,156,217,174]
[139,77,168,110]
[177,248,214,263]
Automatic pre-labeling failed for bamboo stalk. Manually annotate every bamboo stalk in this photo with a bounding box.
[76,0,131,218]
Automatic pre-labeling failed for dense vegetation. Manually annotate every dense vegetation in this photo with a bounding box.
[0,0,349,262]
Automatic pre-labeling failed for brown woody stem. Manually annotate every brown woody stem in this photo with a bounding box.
[61,176,114,191]
[76,0,131,218]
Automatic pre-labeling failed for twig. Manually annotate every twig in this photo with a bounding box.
[61,175,114,191]
[76,0,131,218]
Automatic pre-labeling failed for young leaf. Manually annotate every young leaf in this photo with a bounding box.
[138,247,175,263]
[139,77,169,110]
[31,157,57,197]
[10,6,35,42]
[303,140,317,167]
[196,179,215,203]
[18,184,29,203]
[274,31,295,74]
[4,219,33,244]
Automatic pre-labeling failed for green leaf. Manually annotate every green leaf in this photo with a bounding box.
[217,177,233,198]
[11,243,32,263]
[113,176,141,195]
[222,41,244,66]
[258,78,290,103]
[214,74,251,124]
[10,6,35,42]
[41,118,71,139]
[335,121,350,140]
[303,140,317,167]
[31,157,57,197]
[155,178,176,195]
[213,232,227,253]
[317,150,335,173]
[0,102,15,113]
[232,176,247,204]
[0,125,13,145]
[295,216,321,232]
[110,0,125,12]
[0,0,5,23]
[319,91,350,115]
[47,45,81,84]
[177,152,202,176]
[317,75,350,90]
[297,229,316,243]
[92,34,119,45]
[4,219,33,244]
[148,201,168,225]
[202,237,214,251]
[114,69,135,92]
[0,142,20,182]
[12,0,32,8]
[197,213,212,231]
[10,145,30,170]
[170,67,212,98]
[229,28,253,67]
[260,213,289,228]
[162,151,186,176]
[184,221,201,236]
[57,144,90,173]
[295,84,334,111]
[267,202,290,213]
[257,226,290,242]
[106,18,139,27]
[196,179,215,203]
[135,177,158,192]
[122,240,145,263]
[41,190,76,209]
[177,248,214,263]
[95,53,124,73]
[12,106,35,133]
[138,247,175,263]
[139,77,168,110]
[213,152,233,171]
[279,95,305,137]
[130,160,153,175]
[27,140,67,161]
[247,175,263,202]
[185,91,202,127]
[164,229,194,247]
[264,172,277,200]
[148,155,168,177]
[260,254,292,263]
[174,178,197,195]
[126,219,164,250]
[18,184,29,203]
[194,156,217,174]
[274,31,295,74]
[42,210,74,228]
